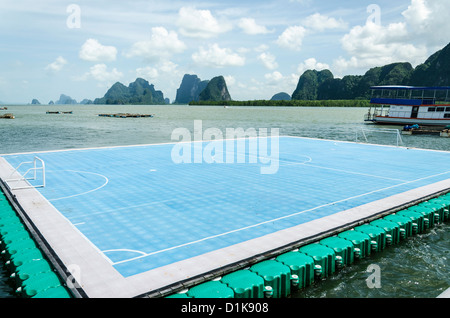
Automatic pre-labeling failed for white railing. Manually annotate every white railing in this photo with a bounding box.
[5,157,46,190]
[356,128,404,147]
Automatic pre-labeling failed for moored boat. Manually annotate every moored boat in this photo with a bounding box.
[365,86,450,126]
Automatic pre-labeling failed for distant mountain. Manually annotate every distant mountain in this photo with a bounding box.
[198,76,232,102]
[292,70,334,100]
[271,92,291,101]
[175,74,209,104]
[31,99,41,105]
[316,62,413,100]
[409,43,450,86]
[292,42,450,100]
[79,99,93,105]
[56,94,77,104]
[94,78,166,105]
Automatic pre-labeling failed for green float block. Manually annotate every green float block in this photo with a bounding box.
[276,251,315,289]
[354,224,386,252]
[299,244,335,279]
[221,270,265,298]
[407,206,435,229]
[16,271,63,298]
[250,260,291,298]
[370,219,401,245]
[0,223,26,237]
[32,286,72,299]
[11,259,53,288]
[0,215,23,227]
[187,280,234,299]
[427,198,449,222]
[424,202,445,223]
[319,236,355,267]
[337,230,372,259]
[415,202,441,227]
[1,238,37,261]
[0,228,30,249]
[0,207,16,218]
[383,214,413,239]
[5,248,45,273]
[0,231,31,250]
[396,210,425,234]
[166,292,191,299]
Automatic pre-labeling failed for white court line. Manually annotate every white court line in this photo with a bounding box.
[103,249,147,257]
[109,169,450,266]
[47,170,109,202]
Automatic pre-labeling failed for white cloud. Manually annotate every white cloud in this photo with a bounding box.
[264,71,284,85]
[79,39,117,62]
[402,0,450,46]
[192,44,245,68]
[45,56,67,73]
[158,60,179,74]
[136,66,158,80]
[335,20,427,74]
[238,18,272,35]
[81,64,123,83]
[136,60,181,81]
[254,44,270,53]
[297,58,330,74]
[177,7,232,38]
[276,25,307,51]
[258,52,278,70]
[303,13,348,32]
[402,0,431,31]
[334,0,450,75]
[244,71,298,99]
[224,75,236,87]
[126,27,186,61]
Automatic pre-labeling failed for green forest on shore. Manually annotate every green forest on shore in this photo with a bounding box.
[189,99,370,107]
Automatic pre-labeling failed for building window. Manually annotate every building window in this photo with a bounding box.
[446,107,450,112]
[428,107,436,112]
[436,107,445,112]
[445,114,450,119]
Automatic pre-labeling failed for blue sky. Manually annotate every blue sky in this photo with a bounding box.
[1,0,449,104]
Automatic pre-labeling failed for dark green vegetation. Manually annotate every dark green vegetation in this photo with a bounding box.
[198,76,232,102]
[93,78,166,105]
[189,99,370,107]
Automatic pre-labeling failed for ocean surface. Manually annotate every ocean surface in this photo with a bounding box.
[0,104,448,298]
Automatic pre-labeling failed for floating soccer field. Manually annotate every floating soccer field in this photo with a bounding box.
[0,136,449,298]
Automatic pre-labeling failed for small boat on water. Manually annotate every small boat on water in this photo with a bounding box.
[98,113,154,118]
[0,113,15,119]
[46,111,73,114]
[365,86,450,126]
[0,107,7,110]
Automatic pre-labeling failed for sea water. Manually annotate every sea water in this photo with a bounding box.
[0,105,448,298]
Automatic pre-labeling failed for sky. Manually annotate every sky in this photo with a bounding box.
[1,0,449,104]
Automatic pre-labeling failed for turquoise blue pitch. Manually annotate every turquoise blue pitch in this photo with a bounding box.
[2,137,449,277]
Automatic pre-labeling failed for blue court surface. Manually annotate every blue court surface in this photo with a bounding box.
[2,136,450,280]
